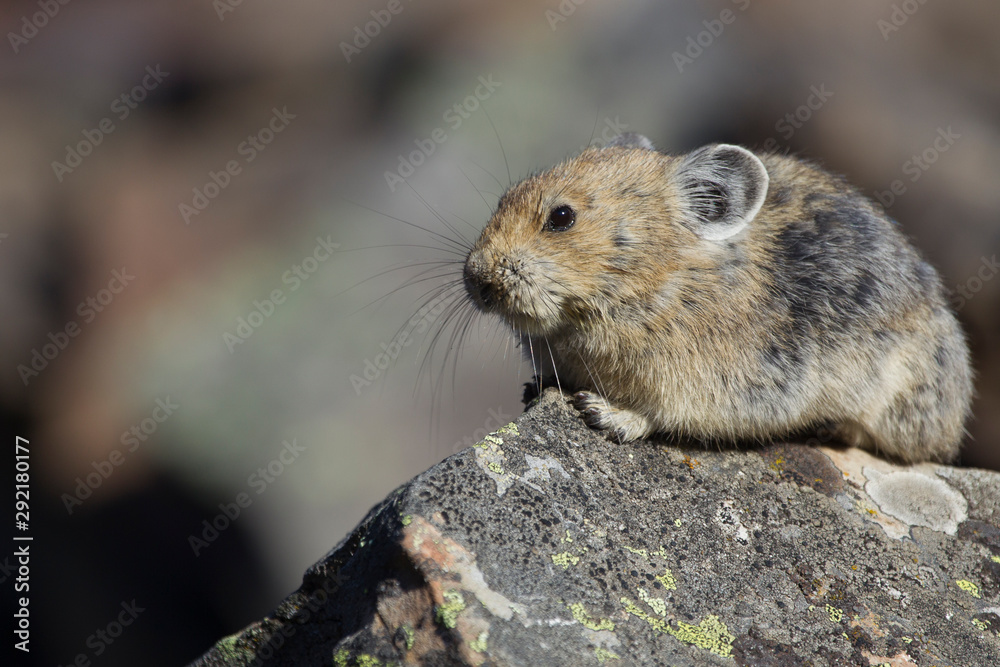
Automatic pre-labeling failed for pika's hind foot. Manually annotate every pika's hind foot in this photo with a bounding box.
[573,391,654,442]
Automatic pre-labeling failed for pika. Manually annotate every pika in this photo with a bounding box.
[462,134,973,463]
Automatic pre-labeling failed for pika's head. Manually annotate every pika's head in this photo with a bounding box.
[463,135,769,335]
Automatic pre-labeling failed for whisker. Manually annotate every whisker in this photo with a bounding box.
[403,181,476,252]
[544,337,563,396]
[342,263,464,317]
[338,242,468,258]
[466,158,506,193]
[483,107,512,187]
[342,197,470,256]
[458,166,495,220]
[587,107,602,149]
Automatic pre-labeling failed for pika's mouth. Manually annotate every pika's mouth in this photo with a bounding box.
[463,249,565,335]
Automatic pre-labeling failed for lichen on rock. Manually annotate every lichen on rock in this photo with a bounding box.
[192,389,1000,666]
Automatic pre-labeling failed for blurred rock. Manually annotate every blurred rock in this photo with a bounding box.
[192,389,1000,666]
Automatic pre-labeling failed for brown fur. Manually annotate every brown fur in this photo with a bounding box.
[463,138,973,463]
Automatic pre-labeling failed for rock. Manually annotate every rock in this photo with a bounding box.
[191,389,1000,666]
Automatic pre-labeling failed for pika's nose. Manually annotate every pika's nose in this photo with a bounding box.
[463,250,497,311]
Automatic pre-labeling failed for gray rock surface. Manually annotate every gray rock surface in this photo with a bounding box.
[192,389,1000,666]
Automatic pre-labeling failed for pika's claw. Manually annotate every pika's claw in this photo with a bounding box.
[572,391,655,442]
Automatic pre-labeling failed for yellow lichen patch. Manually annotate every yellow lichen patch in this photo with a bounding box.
[956,580,981,598]
[214,634,241,659]
[621,597,670,634]
[667,615,734,658]
[973,618,990,631]
[355,656,382,667]
[594,647,620,663]
[992,555,1000,564]
[333,649,350,667]
[674,519,682,527]
[638,587,667,617]
[436,590,467,628]
[624,544,671,562]
[656,569,677,591]
[770,457,785,474]
[826,604,843,623]
[552,552,580,569]
[473,435,513,495]
[560,530,573,543]
[620,598,733,658]
[470,630,489,653]
[400,624,414,650]
[400,514,412,526]
[622,545,677,592]
[623,545,649,560]
[568,602,615,631]
[497,422,519,435]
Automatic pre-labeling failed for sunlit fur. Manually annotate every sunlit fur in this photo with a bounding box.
[462,142,973,463]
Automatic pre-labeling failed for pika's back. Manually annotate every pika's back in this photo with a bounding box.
[751,152,947,335]
[464,135,972,463]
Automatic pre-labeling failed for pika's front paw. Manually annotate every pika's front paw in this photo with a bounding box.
[572,391,654,442]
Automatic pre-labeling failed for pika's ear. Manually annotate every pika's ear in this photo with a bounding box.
[674,144,769,241]
[606,133,655,150]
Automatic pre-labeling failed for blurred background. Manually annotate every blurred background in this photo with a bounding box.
[1,0,998,664]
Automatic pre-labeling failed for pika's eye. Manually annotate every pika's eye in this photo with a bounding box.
[546,205,576,232]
